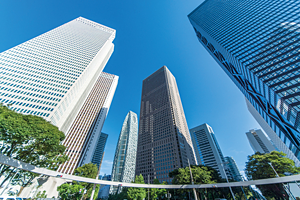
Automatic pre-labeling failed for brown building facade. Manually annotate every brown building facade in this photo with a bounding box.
[135,66,196,183]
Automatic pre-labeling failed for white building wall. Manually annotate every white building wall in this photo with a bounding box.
[0,17,116,134]
[190,123,227,179]
[246,129,276,154]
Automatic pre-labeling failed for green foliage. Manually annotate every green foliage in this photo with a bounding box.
[150,179,167,200]
[127,174,146,200]
[245,151,300,199]
[170,165,221,185]
[57,183,84,200]
[108,187,129,200]
[0,104,68,168]
[72,163,99,200]
[36,190,47,198]
[0,104,68,187]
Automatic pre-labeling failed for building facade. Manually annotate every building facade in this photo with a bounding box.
[58,72,118,175]
[136,66,196,184]
[190,123,229,179]
[0,17,116,134]
[189,0,300,161]
[110,111,138,194]
[224,156,243,182]
[92,132,108,168]
[246,129,276,154]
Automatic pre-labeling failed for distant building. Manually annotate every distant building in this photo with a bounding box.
[92,132,108,168]
[247,100,300,166]
[98,174,111,199]
[224,156,243,182]
[246,129,276,154]
[136,66,197,184]
[190,123,230,179]
[110,111,138,194]
[189,0,300,165]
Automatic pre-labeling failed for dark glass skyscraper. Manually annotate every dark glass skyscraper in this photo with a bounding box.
[189,0,300,160]
[136,66,196,184]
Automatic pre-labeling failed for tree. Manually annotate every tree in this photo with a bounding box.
[57,183,84,200]
[0,104,68,189]
[127,174,146,200]
[35,190,47,199]
[245,151,300,199]
[170,165,223,199]
[73,163,99,200]
[58,163,100,200]
[150,179,167,200]
[108,187,129,200]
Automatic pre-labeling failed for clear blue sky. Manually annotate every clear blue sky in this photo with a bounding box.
[0,1,261,176]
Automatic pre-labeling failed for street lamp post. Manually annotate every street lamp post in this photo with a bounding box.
[268,162,296,200]
[219,162,236,200]
[187,159,198,200]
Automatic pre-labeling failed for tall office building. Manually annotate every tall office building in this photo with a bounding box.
[246,129,276,154]
[58,72,118,174]
[10,17,118,197]
[224,156,243,182]
[136,66,196,184]
[189,1,300,161]
[0,17,115,134]
[110,111,138,194]
[92,132,108,168]
[190,123,229,179]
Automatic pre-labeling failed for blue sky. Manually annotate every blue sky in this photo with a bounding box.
[0,1,261,176]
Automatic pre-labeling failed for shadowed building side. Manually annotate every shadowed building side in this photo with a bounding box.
[58,72,118,175]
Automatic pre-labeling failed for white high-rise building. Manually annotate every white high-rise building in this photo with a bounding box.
[0,17,115,134]
[2,17,118,197]
[190,123,230,179]
[246,129,276,154]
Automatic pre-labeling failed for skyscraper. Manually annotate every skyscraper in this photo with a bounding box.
[190,123,229,179]
[246,129,276,154]
[91,132,108,168]
[110,111,138,194]
[58,72,118,175]
[224,156,243,182]
[189,1,300,161]
[136,66,196,184]
[0,17,116,133]
[9,17,118,197]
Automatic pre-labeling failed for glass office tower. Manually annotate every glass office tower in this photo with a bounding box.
[110,111,138,194]
[224,156,243,182]
[189,0,300,160]
[91,132,108,168]
[0,17,116,133]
